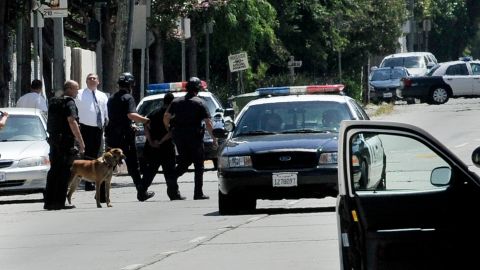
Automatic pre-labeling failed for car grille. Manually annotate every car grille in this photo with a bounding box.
[0,180,26,188]
[0,160,13,169]
[252,152,317,170]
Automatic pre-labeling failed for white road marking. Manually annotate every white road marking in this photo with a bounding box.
[247,217,261,222]
[189,236,207,243]
[288,200,300,206]
[121,264,144,270]
[161,250,177,255]
[454,143,468,148]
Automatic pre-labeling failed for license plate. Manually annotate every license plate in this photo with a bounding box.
[383,92,393,98]
[0,172,5,182]
[273,172,298,187]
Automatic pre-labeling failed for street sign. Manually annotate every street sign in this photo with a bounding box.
[228,52,249,72]
[288,60,302,68]
[38,0,68,18]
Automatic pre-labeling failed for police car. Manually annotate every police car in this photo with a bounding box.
[214,85,383,215]
[399,57,480,104]
[136,81,226,169]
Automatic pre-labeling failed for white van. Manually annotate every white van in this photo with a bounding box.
[379,52,438,76]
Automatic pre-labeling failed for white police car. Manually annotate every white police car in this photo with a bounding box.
[214,85,384,215]
[136,81,225,169]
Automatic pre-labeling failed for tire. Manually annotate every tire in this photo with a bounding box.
[430,87,449,104]
[241,196,257,212]
[218,190,239,215]
[406,98,415,105]
[376,154,387,190]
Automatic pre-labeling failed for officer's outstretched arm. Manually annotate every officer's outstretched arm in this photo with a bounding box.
[127,112,150,124]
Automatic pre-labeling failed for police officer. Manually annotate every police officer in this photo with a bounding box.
[142,92,185,200]
[164,77,217,200]
[105,72,153,202]
[44,80,85,210]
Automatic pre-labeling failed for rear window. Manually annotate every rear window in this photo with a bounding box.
[382,56,426,69]
[371,69,407,81]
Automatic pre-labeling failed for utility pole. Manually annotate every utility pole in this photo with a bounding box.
[408,0,415,52]
[53,17,65,94]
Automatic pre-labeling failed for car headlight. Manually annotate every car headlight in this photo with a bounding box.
[219,156,252,168]
[319,152,337,165]
[17,156,49,168]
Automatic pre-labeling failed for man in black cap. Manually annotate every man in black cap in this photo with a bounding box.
[105,72,154,202]
[142,92,185,200]
[164,77,217,200]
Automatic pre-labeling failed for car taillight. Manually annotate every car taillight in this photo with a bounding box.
[401,78,412,88]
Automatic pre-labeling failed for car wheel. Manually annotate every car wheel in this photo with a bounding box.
[376,154,387,190]
[430,87,449,104]
[218,190,239,215]
[406,98,415,105]
[241,196,257,212]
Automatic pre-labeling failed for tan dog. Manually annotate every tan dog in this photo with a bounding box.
[67,148,126,208]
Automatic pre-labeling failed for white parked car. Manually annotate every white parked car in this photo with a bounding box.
[0,108,50,197]
[379,52,438,76]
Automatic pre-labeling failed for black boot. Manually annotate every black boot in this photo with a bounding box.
[137,191,155,202]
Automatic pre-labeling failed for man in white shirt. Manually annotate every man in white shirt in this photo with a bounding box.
[75,73,109,191]
[16,79,48,112]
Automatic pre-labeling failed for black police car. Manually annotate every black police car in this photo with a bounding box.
[214,85,375,215]
[337,120,480,269]
[136,82,227,169]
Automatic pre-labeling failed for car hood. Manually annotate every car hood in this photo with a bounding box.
[0,141,49,160]
[370,79,401,88]
[221,133,338,156]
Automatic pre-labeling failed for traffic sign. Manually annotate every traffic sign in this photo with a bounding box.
[228,52,249,72]
[288,60,302,68]
[38,0,68,18]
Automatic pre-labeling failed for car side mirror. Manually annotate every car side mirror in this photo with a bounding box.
[472,146,480,168]
[430,167,451,186]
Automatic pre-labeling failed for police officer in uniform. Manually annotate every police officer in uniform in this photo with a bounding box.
[44,80,85,210]
[105,72,154,201]
[164,77,217,200]
[142,92,185,200]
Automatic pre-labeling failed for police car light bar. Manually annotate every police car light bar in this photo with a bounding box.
[256,84,344,96]
[146,81,207,95]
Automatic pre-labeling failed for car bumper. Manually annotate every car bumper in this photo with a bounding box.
[218,167,338,199]
[369,90,398,101]
[397,87,431,99]
[0,166,49,195]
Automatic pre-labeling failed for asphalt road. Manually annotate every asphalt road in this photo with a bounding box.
[2,97,480,270]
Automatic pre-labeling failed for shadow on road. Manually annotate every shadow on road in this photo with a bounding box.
[0,198,44,205]
[205,206,336,216]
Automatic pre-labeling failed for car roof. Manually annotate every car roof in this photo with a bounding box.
[439,59,480,66]
[0,107,44,116]
[383,52,434,58]
[245,94,351,107]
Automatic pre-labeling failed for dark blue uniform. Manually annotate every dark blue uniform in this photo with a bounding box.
[44,96,78,210]
[168,92,210,197]
[105,89,145,193]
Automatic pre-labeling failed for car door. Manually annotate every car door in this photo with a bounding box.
[469,62,480,94]
[337,120,480,270]
[443,63,472,95]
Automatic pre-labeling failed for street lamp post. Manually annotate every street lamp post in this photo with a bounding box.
[200,0,213,84]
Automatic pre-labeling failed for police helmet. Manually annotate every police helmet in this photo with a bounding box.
[118,72,135,88]
[186,77,202,93]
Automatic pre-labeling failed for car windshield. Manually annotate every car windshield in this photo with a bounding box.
[382,56,426,69]
[371,69,407,81]
[426,65,440,76]
[138,94,220,117]
[233,100,352,137]
[0,114,46,141]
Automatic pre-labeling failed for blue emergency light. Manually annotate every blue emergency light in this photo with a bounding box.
[256,84,344,96]
[146,81,207,95]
